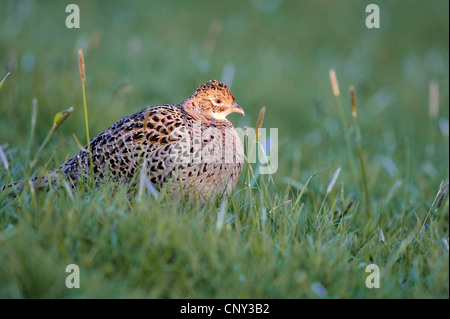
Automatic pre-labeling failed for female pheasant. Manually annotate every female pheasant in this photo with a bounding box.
[7,80,245,200]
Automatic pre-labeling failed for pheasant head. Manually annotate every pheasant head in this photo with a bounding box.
[183,80,244,121]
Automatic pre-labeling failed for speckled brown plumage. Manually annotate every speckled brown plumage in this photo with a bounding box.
[26,80,245,200]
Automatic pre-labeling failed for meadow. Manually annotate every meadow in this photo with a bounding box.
[0,0,448,298]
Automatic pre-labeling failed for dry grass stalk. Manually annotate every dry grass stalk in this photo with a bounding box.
[327,166,341,194]
[78,49,86,83]
[0,145,8,171]
[350,86,357,118]
[0,72,11,90]
[329,69,357,180]
[349,86,370,212]
[329,69,340,97]
[429,81,439,120]
[256,107,266,138]
[78,48,93,180]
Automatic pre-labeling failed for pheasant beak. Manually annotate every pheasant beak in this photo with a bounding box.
[230,102,245,116]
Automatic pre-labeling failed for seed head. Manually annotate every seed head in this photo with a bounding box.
[78,49,86,83]
[256,107,266,138]
[350,86,357,118]
[329,69,340,97]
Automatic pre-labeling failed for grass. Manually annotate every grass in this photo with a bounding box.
[0,0,449,298]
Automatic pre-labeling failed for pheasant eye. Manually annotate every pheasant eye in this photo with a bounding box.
[216,99,221,104]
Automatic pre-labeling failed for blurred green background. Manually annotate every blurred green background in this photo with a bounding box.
[0,0,448,298]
